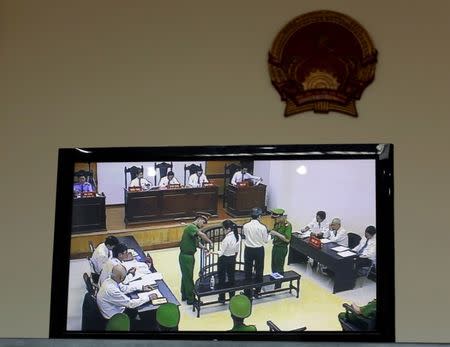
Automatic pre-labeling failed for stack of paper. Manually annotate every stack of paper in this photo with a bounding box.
[320,239,332,244]
[337,250,357,258]
[127,273,157,287]
[137,289,163,300]
[331,246,349,252]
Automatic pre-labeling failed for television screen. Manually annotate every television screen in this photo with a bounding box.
[50,144,394,341]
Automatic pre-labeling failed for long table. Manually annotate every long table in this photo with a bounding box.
[72,196,106,233]
[124,186,218,225]
[118,236,180,313]
[288,233,357,293]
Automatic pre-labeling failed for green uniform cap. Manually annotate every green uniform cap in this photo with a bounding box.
[271,208,285,217]
[105,313,130,331]
[156,303,180,328]
[229,295,252,319]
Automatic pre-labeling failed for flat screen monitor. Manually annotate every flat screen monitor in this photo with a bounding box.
[50,144,394,341]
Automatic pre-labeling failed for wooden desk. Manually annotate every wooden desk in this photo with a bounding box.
[224,184,267,217]
[124,186,218,225]
[288,233,357,293]
[72,196,106,234]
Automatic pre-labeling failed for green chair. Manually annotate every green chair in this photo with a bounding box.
[105,313,130,331]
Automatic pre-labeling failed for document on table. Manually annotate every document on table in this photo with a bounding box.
[320,239,332,244]
[137,289,163,300]
[331,246,349,252]
[127,273,158,286]
[337,250,357,258]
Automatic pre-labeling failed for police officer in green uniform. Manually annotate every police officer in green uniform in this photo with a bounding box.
[269,208,292,289]
[229,295,257,332]
[156,303,180,331]
[179,212,213,305]
[338,299,376,330]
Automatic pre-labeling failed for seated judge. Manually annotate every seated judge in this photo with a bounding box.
[159,171,180,188]
[352,226,376,270]
[73,175,94,194]
[325,217,348,246]
[96,264,154,323]
[300,210,328,237]
[230,167,262,186]
[129,170,152,190]
[90,236,119,276]
[187,169,209,188]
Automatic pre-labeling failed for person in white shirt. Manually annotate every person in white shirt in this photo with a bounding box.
[187,169,209,188]
[300,210,328,237]
[90,236,119,281]
[210,220,241,303]
[242,208,269,299]
[96,264,154,325]
[230,167,262,186]
[353,226,376,270]
[129,170,152,190]
[99,243,152,287]
[159,171,180,188]
[326,218,348,246]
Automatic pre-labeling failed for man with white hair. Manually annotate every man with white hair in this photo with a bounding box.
[325,217,348,247]
[97,264,154,326]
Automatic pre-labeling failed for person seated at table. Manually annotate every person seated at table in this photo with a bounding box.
[352,226,376,271]
[73,175,94,194]
[230,167,262,186]
[300,210,328,237]
[187,169,209,188]
[90,236,119,278]
[325,217,348,246]
[229,295,257,332]
[210,219,241,303]
[338,299,377,330]
[159,171,181,188]
[99,243,144,287]
[129,170,152,190]
[155,303,180,332]
[97,264,155,329]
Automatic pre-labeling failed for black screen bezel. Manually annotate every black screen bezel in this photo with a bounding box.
[50,143,395,342]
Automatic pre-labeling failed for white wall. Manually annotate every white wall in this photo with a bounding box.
[255,160,376,235]
[97,161,205,204]
[2,0,450,341]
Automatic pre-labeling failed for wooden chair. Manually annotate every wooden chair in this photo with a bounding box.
[266,320,307,332]
[348,232,362,249]
[184,163,203,185]
[154,162,173,186]
[223,163,241,207]
[124,165,144,190]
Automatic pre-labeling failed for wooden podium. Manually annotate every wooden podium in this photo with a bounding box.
[224,183,267,217]
[72,195,106,233]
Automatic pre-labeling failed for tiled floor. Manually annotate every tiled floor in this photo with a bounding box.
[67,244,376,331]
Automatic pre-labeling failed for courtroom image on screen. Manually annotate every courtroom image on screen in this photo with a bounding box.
[67,159,377,332]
